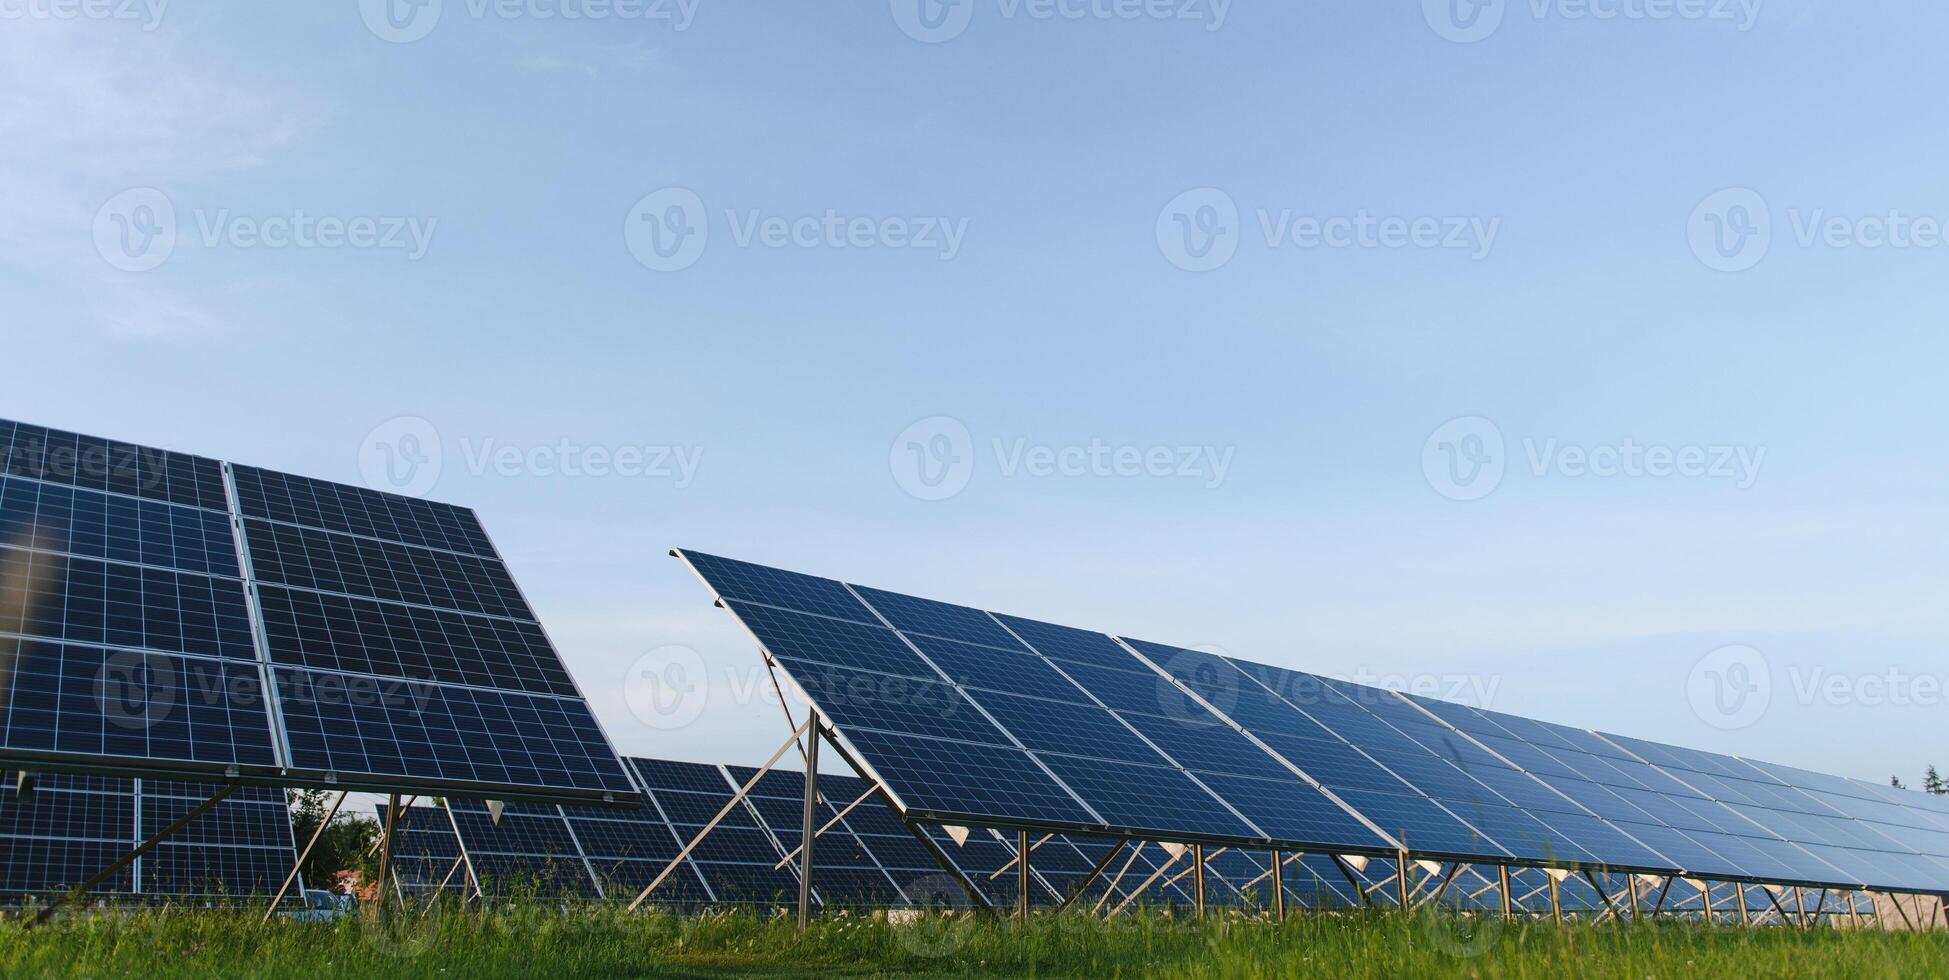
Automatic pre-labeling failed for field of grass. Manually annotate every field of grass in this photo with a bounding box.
[2,905,1943,978]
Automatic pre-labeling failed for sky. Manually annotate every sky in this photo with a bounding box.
[4,0,1948,816]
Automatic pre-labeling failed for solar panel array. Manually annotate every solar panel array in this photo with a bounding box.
[400,755,1330,911]
[0,418,634,806]
[0,772,295,900]
[376,803,469,895]
[677,551,1949,898]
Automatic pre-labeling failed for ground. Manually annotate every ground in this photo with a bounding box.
[1,905,1943,978]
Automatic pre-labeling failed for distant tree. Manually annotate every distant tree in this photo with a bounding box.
[287,789,381,888]
[1926,766,1947,796]
[1891,776,1907,790]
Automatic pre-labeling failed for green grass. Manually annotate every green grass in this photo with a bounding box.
[1,905,1943,979]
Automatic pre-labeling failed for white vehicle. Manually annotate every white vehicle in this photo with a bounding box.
[282,889,359,922]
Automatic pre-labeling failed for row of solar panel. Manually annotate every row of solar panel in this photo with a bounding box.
[0,772,296,899]
[0,418,635,804]
[0,421,230,513]
[675,551,1949,896]
[384,756,1365,910]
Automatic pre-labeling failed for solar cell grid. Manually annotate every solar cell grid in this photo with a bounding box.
[775,659,1006,746]
[231,466,493,558]
[0,477,240,577]
[0,772,295,900]
[2,421,228,512]
[0,420,632,807]
[687,553,1949,895]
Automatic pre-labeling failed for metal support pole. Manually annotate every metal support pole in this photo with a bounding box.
[1793,886,1809,930]
[1581,870,1621,922]
[28,782,239,929]
[1096,843,1151,914]
[629,718,812,912]
[1053,840,1127,913]
[263,789,348,922]
[1699,879,1714,925]
[1395,849,1412,910]
[1193,845,1207,917]
[1846,891,1859,930]
[1110,845,1189,915]
[798,713,821,931]
[1270,850,1286,920]
[1548,872,1563,925]
[1652,877,1673,914]
[773,783,881,869]
[1889,893,1916,931]
[1498,864,1514,917]
[1628,874,1642,923]
[1017,831,1032,923]
[1421,863,1458,910]
[1736,882,1751,926]
[1332,855,1375,909]
[375,793,400,919]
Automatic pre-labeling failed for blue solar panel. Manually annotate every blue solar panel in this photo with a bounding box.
[0,772,295,899]
[683,552,1949,894]
[0,419,633,808]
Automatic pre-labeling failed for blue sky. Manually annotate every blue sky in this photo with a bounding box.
[5,0,1948,801]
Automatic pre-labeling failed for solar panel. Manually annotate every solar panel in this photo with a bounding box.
[374,803,468,895]
[677,551,1949,897]
[679,551,1393,853]
[0,418,634,807]
[0,772,295,901]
